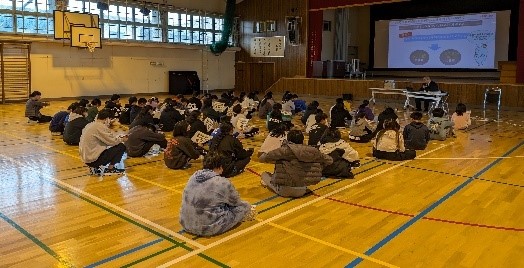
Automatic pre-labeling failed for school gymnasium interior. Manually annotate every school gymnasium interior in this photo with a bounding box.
[1,0,524,267]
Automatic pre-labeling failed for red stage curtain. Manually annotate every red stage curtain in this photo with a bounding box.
[307,10,323,78]
[517,0,524,83]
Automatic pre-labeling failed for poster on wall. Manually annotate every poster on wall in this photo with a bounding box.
[250,36,286,57]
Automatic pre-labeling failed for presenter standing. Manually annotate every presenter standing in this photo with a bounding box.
[415,76,439,112]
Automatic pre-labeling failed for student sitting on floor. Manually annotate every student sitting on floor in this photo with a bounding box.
[281,94,295,115]
[330,98,352,128]
[356,100,375,121]
[349,112,376,143]
[451,103,471,130]
[49,102,78,135]
[201,98,221,122]
[373,107,398,137]
[129,105,155,129]
[308,113,329,147]
[267,103,285,131]
[179,151,255,237]
[159,99,185,132]
[130,98,147,124]
[164,121,201,170]
[428,108,455,141]
[259,129,333,198]
[186,110,209,140]
[403,111,431,150]
[25,91,52,123]
[319,128,360,179]
[79,109,127,175]
[119,96,137,125]
[231,104,259,138]
[258,123,288,157]
[104,94,122,119]
[86,98,102,122]
[292,94,307,113]
[63,107,89,146]
[209,122,254,178]
[372,119,416,161]
[258,92,274,119]
[241,92,258,116]
[301,100,320,125]
[125,122,167,158]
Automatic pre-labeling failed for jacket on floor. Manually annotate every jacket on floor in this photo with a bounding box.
[180,169,251,236]
[125,125,167,157]
[63,113,89,145]
[259,143,333,187]
[403,121,430,150]
[164,136,200,169]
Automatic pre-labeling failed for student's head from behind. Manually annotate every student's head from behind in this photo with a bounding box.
[359,99,370,109]
[287,129,304,145]
[270,123,289,138]
[455,103,467,116]
[432,108,445,118]
[96,109,114,126]
[203,151,224,174]
[232,104,242,115]
[91,98,102,107]
[203,98,213,108]
[355,111,366,122]
[139,105,154,117]
[143,122,157,133]
[219,115,231,123]
[137,98,147,107]
[291,94,298,100]
[110,94,121,103]
[382,107,396,115]
[73,107,88,117]
[423,76,431,84]
[79,99,89,107]
[320,128,342,144]
[270,103,283,117]
[410,111,423,121]
[219,122,234,135]
[128,96,138,105]
[315,112,328,124]
[30,91,42,100]
[68,102,79,112]
[186,110,202,124]
[383,119,400,131]
[264,92,273,100]
[173,120,190,137]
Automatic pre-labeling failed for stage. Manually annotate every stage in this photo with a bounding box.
[267,77,524,108]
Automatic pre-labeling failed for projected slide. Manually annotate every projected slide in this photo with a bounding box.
[388,13,496,69]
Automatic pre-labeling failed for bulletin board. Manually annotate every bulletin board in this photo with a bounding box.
[250,36,286,57]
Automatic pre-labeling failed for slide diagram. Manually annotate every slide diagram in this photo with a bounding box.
[388,13,496,68]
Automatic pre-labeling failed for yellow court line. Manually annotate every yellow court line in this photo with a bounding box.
[266,221,399,268]
[156,143,454,267]
[0,152,205,249]
[0,131,183,193]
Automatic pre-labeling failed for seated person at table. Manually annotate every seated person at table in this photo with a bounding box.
[179,152,255,237]
[415,76,439,112]
[403,112,430,150]
[25,91,51,123]
[259,130,333,198]
[372,119,416,161]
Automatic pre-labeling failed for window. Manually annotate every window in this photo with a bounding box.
[0,0,13,10]
[168,12,179,27]
[0,14,13,32]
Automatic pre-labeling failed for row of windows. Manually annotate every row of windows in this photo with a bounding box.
[0,0,228,45]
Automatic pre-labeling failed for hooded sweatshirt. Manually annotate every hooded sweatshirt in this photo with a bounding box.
[79,121,123,163]
[403,121,430,150]
[125,125,167,157]
[428,116,454,141]
[179,169,251,236]
[319,139,359,162]
[259,143,333,187]
[63,113,89,145]
[164,136,200,169]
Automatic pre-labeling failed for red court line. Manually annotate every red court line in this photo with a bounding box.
[246,168,261,176]
[312,193,524,232]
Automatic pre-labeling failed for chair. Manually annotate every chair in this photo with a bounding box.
[428,92,449,115]
[483,87,502,111]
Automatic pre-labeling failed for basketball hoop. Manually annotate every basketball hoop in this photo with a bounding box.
[84,41,96,53]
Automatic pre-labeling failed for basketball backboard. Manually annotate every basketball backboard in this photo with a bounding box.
[71,26,102,49]
[54,10,99,39]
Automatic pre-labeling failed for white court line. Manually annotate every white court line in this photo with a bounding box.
[416,156,524,160]
[0,153,205,249]
[157,143,454,267]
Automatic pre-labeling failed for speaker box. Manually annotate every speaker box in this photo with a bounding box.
[168,71,200,95]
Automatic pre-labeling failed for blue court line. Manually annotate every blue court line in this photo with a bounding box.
[345,140,524,267]
[84,238,163,268]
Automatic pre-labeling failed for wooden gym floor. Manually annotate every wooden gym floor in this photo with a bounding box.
[0,97,523,268]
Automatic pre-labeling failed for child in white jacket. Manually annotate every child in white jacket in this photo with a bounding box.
[319,128,360,178]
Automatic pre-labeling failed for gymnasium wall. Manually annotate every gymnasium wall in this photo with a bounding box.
[235,0,309,81]
[30,42,236,99]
